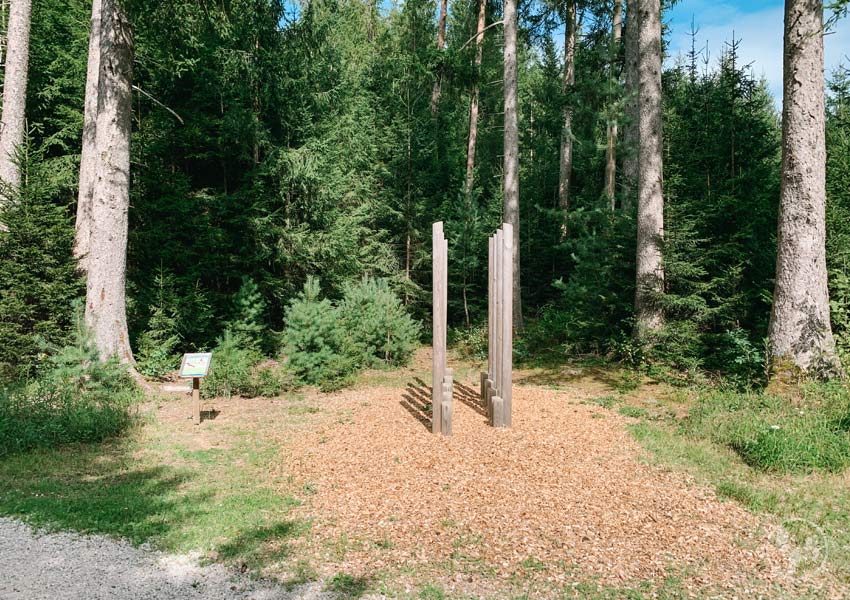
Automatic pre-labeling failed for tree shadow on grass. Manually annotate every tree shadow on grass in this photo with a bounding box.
[0,441,209,545]
[216,520,308,569]
[0,434,310,578]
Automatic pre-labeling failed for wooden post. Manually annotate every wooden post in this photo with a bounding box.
[432,222,448,434]
[492,395,504,428]
[494,229,503,402]
[483,224,514,428]
[501,223,513,427]
[487,235,494,393]
[441,370,453,435]
[192,377,201,425]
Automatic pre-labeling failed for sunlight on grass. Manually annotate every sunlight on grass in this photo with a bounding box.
[626,384,850,584]
[0,411,309,579]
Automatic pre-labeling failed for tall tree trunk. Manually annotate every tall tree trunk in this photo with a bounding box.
[74,0,103,273]
[633,0,664,336]
[85,0,135,364]
[605,0,623,209]
[464,0,486,196]
[621,0,638,209]
[503,0,522,326]
[0,0,31,198]
[430,0,449,115]
[557,0,576,237]
[768,0,840,378]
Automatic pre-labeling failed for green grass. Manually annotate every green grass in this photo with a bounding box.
[0,412,309,579]
[326,573,371,598]
[684,382,850,473]
[626,382,850,584]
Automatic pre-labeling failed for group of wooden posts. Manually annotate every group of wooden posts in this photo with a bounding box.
[431,222,513,436]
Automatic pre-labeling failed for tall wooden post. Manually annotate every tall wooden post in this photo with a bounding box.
[501,223,513,426]
[432,222,449,434]
[482,224,513,428]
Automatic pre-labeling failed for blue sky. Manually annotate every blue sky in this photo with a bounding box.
[666,0,850,106]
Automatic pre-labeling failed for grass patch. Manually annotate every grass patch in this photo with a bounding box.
[618,405,647,419]
[626,382,850,583]
[326,572,370,598]
[0,411,309,577]
[418,584,446,599]
[684,382,850,473]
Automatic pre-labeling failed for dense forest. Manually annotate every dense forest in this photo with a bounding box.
[4,2,850,596]
[0,0,848,392]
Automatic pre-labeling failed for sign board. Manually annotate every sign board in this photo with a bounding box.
[179,353,213,378]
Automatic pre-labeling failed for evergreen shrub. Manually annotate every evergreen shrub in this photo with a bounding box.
[203,330,260,398]
[339,277,420,367]
[136,303,181,380]
[281,278,355,390]
[0,162,82,383]
[0,327,141,456]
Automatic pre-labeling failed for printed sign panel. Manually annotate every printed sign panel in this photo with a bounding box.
[179,353,213,378]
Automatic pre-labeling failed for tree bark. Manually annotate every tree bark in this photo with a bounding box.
[605,0,623,209]
[557,0,576,237]
[621,0,638,209]
[85,0,135,364]
[633,0,664,336]
[768,0,841,378]
[0,0,31,198]
[503,0,522,326]
[430,0,449,115]
[464,0,486,196]
[74,0,103,273]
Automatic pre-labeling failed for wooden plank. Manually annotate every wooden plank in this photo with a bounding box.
[441,370,453,435]
[501,223,513,427]
[487,235,494,389]
[492,395,504,428]
[432,222,446,434]
[494,229,503,400]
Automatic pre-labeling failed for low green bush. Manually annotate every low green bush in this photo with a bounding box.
[281,277,420,389]
[0,332,141,456]
[250,363,297,397]
[202,330,257,398]
[135,303,181,380]
[449,324,488,362]
[339,277,420,368]
[281,278,356,390]
[684,382,850,473]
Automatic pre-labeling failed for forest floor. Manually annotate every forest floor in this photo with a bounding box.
[0,349,847,599]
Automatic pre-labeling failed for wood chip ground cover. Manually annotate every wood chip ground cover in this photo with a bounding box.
[272,378,838,598]
[156,359,841,598]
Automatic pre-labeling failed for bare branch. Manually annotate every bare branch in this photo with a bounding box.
[458,20,504,52]
[132,85,184,124]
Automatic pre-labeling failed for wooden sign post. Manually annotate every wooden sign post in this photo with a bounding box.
[481,224,513,427]
[432,222,453,435]
[179,352,213,425]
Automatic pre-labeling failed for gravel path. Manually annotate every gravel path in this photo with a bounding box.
[0,518,335,600]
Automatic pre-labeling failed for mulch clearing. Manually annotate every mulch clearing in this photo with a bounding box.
[276,374,833,597]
